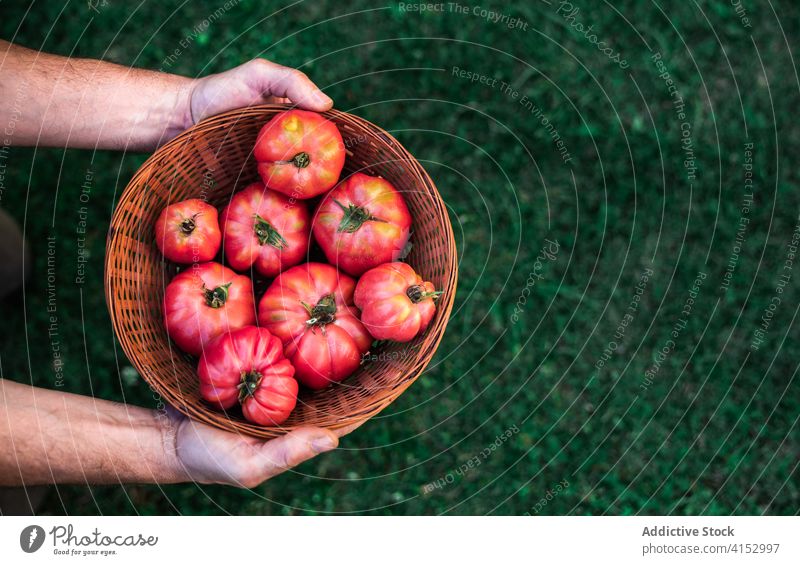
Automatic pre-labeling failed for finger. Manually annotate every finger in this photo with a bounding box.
[253,427,338,483]
[254,61,333,111]
[333,420,366,438]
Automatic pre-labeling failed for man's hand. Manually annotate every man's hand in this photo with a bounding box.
[161,407,339,488]
[185,59,333,131]
[0,379,350,487]
[0,40,334,150]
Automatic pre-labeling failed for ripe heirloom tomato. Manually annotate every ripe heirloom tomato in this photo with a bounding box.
[219,182,310,277]
[155,198,221,264]
[254,109,345,199]
[198,326,298,426]
[312,172,412,276]
[163,262,256,356]
[258,262,372,390]
[354,262,440,342]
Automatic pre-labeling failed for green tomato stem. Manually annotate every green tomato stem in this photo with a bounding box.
[406,284,442,304]
[301,293,337,327]
[332,199,385,233]
[237,370,263,403]
[203,282,232,308]
[274,152,311,168]
[179,214,199,235]
[254,214,287,249]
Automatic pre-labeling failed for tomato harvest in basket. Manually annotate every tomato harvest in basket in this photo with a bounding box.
[258,262,372,390]
[219,182,310,277]
[313,172,412,276]
[254,109,345,199]
[163,262,256,356]
[139,107,454,431]
[355,262,440,342]
[198,326,298,426]
[155,199,221,264]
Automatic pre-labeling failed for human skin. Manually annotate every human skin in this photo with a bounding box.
[0,39,332,151]
[0,39,351,487]
[0,379,350,487]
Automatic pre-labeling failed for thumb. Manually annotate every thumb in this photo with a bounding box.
[257,63,333,112]
[255,427,338,482]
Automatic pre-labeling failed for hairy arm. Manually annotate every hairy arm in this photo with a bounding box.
[0,379,339,487]
[0,40,333,151]
[0,379,182,485]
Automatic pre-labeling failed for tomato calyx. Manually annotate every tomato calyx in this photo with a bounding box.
[179,213,200,235]
[203,282,232,308]
[275,152,311,169]
[253,214,287,249]
[333,199,386,233]
[301,293,337,328]
[291,152,310,168]
[237,370,263,403]
[406,284,442,304]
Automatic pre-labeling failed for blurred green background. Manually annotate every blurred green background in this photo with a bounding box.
[1,0,798,515]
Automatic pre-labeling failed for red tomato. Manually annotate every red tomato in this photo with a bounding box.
[163,262,256,356]
[198,326,298,426]
[155,198,221,264]
[312,173,412,276]
[258,262,372,390]
[219,182,310,277]
[354,262,439,342]
[254,109,345,199]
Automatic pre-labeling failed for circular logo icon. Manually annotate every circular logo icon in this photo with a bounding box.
[19,525,45,553]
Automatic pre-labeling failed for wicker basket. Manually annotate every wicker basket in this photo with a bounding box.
[105,104,457,438]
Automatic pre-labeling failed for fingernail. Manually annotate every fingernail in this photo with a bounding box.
[313,89,333,104]
[311,435,337,454]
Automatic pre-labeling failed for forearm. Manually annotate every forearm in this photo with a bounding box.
[0,40,192,150]
[0,379,186,486]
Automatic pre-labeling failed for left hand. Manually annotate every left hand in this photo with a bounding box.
[184,59,334,130]
[161,406,341,488]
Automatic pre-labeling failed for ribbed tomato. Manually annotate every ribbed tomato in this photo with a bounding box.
[312,172,411,276]
[219,182,310,277]
[354,262,440,342]
[198,326,298,426]
[155,198,221,264]
[163,262,256,356]
[258,262,371,390]
[254,109,345,199]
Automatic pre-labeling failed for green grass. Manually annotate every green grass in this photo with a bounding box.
[1,0,798,515]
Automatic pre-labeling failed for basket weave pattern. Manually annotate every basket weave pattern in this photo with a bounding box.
[105,105,457,438]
